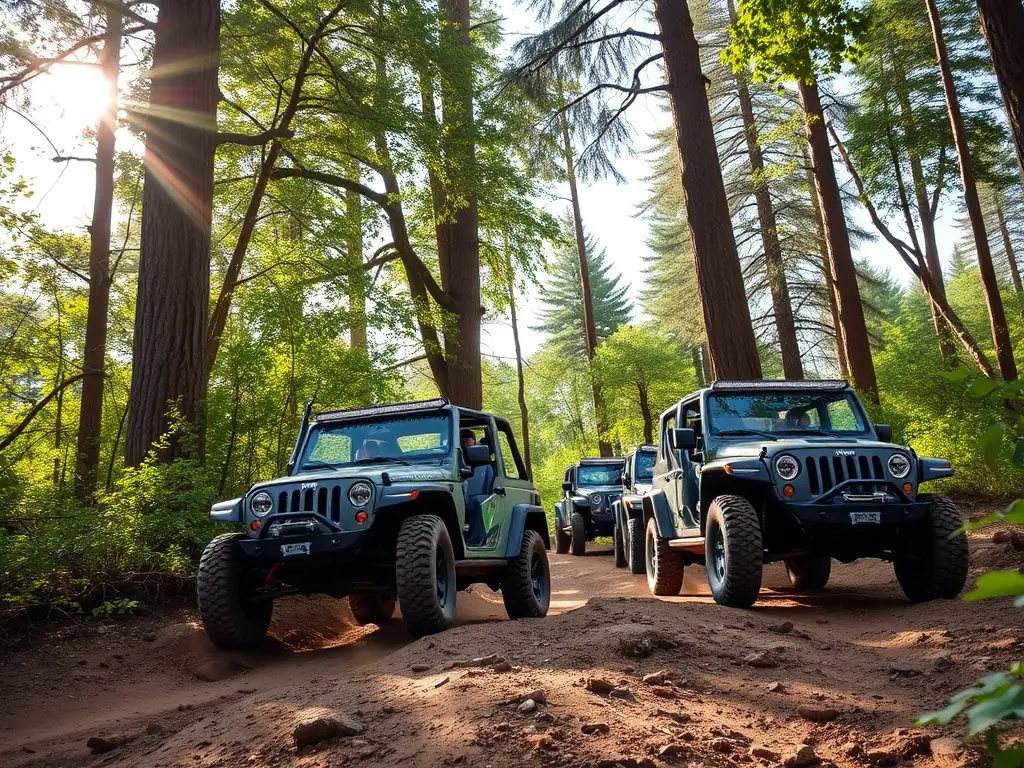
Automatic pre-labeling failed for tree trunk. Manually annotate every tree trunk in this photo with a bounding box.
[798,80,878,400]
[653,0,761,381]
[926,0,1018,382]
[75,5,120,503]
[727,21,802,379]
[437,0,482,409]
[976,0,1024,177]
[219,375,240,495]
[346,185,368,348]
[803,143,848,379]
[995,194,1023,294]
[560,114,613,457]
[507,275,532,476]
[125,0,219,466]
[638,382,653,445]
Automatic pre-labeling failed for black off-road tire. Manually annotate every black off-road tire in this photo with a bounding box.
[502,530,551,619]
[613,518,627,567]
[785,555,832,590]
[570,512,587,557]
[894,495,969,603]
[348,591,396,626]
[197,533,272,649]
[396,515,457,638]
[627,517,646,575]
[705,495,763,608]
[645,517,683,596]
[555,516,571,555]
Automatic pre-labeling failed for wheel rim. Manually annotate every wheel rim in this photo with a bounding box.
[436,547,451,608]
[530,552,545,602]
[709,523,726,586]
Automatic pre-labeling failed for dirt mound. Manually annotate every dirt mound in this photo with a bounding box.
[967,533,1024,573]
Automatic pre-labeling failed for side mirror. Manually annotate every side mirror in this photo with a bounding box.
[561,480,573,492]
[875,424,893,443]
[670,428,697,451]
[622,474,631,487]
[465,444,490,466]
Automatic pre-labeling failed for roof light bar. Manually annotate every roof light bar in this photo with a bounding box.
[579,457,625,465]
[314,397,450,423]
[710,380,850,391]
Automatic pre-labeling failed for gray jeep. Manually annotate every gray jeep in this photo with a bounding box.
[611,445,658,573]
[197,397,551,645]
[641,380,968,607]
[553,458,625,556]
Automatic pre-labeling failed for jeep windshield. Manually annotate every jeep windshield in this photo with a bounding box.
[297,414,451,473]
[577,465,622,486]
[707,391,868,435]
[634,452,656,481]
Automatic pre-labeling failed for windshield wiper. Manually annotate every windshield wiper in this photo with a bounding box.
[715,429,778,440]
[350,456,411,466]
[298,460,343,472]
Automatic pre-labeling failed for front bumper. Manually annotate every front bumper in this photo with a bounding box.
[238,512,369,559]
[785,499,930,526]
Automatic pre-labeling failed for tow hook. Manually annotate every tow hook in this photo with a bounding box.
[265,563,280,587]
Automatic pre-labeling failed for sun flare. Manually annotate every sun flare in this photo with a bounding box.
[43,63,113,128]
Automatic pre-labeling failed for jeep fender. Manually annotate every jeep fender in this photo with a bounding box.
[918,457,954,484]
[210,498,242,523]
[553,501,565,528]
[641,490,675,539]
[505,504,552,555]
[699,459,770,532]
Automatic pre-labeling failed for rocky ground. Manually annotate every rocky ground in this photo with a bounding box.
[1,521,1022,768]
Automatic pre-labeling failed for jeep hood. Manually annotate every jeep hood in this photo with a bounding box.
[709,437,903,462]
[250,464,451,491]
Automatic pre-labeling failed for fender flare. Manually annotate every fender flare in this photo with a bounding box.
[641,489,675,539]
[918,457,954,484]
[506,504,551,556]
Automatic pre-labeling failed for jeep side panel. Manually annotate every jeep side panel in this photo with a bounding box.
[642,489,677,538]
[505,504,551,555]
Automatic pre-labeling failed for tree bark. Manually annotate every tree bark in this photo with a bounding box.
[995,194,1023,294]
[798,80,878,400]
[507,275,532,476]
[561,113,613,457]
[976,0,1024,177]
[74,4,120,502]
[437,0,483,409]
[653,0,761,381]
[125,0,219,466]
[727,26,802,379]
[926,0,1018,382]
[638,382,653,445]
[346,184,368,348]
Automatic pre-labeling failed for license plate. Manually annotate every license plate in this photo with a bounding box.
[850,511,880,524]
[280,542,311,557]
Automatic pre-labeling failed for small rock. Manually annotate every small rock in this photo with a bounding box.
[98,662,109,669]
[587,678,617,695]
[659,743,690,759]
[77,659,88,666]
[531,735,556,751]
[494,723,510,732]
[712,738,738,753]
[434,676,450,688]
[795,705,839,723]
[786,744,820,767]
[145,722,164,735]
[751,746,780,761]
[932,654,953,672]
[767,681,786,693]
[841,742,864,758]
[769,621,794,635]
[86,736,119,755]
[993,530,1013,544]
[522,725,539,735]
[887,663,921,676]
[512,689,548,706]
[20,745,36,754]
[582,723,610,735]
[653,709,691,724]
[930,737,961,760]
[518,699,537,713]
[292,708,363,749]
[745,652,777,669]
[650,686,677,698]
[815,619,828,624]
[410,663,431,672]
[492,661,513,673]
[609,688,637,702]
[642,669,675,685]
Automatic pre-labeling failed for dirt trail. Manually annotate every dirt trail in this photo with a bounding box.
[2,532,1022,768]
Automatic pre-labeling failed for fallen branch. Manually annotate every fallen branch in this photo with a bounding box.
[0,373,92,451]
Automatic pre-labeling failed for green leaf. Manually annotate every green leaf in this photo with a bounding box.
[979,423,1007,469]
[992,745,1024,768]
[970,377,1000,398]
[965,683,1024,736]
[941,367,972,383]
[964,571,1024,602]
[1013,439,1024,469]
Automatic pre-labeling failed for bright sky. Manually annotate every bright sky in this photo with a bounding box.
[2,1,970,367]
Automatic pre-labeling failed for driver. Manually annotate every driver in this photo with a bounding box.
[355,439,381,460]
[461,429,491,546]
[784,409,812,429]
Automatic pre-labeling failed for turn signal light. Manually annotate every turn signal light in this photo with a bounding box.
[724,464,734,475]
[249,520,261,532]
[783,484,796,498]
[903,483,913,495]
[355,511,369,524]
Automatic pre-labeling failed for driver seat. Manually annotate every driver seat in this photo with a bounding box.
[464,436,494,547]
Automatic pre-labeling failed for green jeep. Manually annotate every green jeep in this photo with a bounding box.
[641,380,968,607]
[197,397,551,646]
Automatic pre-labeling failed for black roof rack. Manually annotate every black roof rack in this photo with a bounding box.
[314,397,450,423]
[578,457,625,465]
[710,379,850,391]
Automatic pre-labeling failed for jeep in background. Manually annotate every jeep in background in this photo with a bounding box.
[641,380,968,607]
[553,458,625,556]
[611,445,658,573]
[198,397,551,646]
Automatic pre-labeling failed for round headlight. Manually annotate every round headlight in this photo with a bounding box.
[250,491,274,518]
[590,493,602,506]
[775,454,800,481]
[348,481,372,508]
[888,453,911,479]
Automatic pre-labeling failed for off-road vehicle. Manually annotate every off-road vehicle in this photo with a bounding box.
[641,380,967,607]
[198,397,551,646]
[553,458,624,556]
[611,445,658,573]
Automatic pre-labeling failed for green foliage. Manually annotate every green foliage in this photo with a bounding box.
[91,598,139,619]
[724,0,870,83]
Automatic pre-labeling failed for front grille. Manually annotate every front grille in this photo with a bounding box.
[273,482,347,522]
[805,453,885,496]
